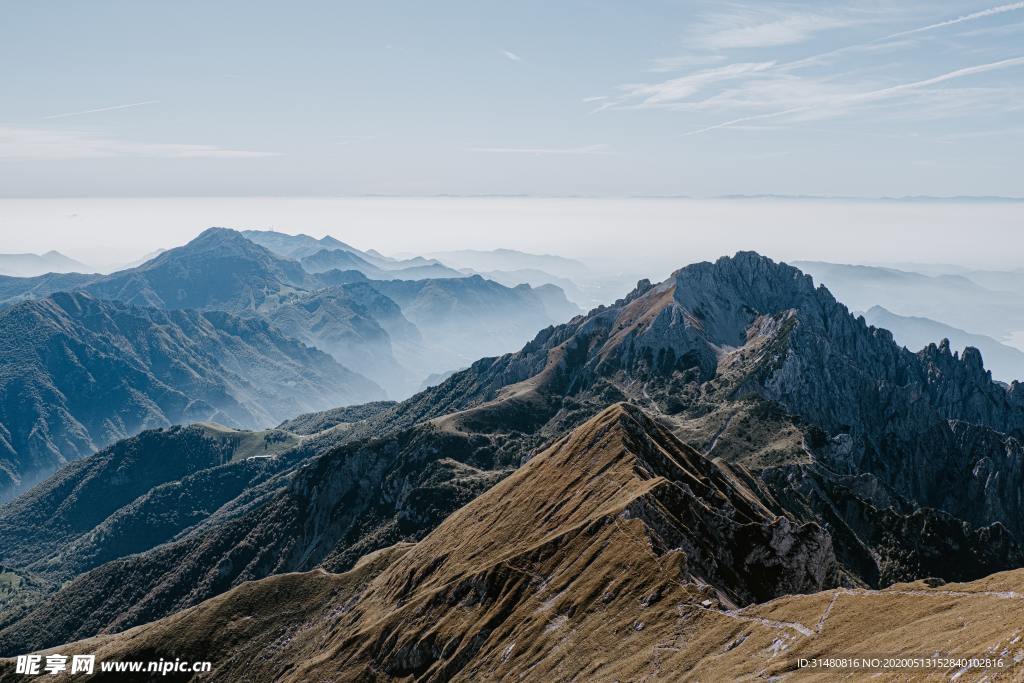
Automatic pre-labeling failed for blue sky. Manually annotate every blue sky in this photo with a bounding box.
[1,1,1023,197]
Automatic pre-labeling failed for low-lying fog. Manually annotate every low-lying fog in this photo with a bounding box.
[2,196,1021,279]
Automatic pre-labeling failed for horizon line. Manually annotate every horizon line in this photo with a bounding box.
[0,193,1022,202]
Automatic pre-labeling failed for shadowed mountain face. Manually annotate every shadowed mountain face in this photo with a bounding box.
[0,291,383,499]
[3,252,1024,672]
[0,414,508,652]
[0,425,297,577]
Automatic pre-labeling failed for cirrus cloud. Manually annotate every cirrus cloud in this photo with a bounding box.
[0,126,280,160]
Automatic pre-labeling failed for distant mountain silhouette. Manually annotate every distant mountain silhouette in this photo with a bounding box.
[264,283,421,397]
[423,248,590,280]
[299,248,463,280]
[428,248,642,308]
[794,260,1024,342]
[0,251,90,278]
[240,230,362,260]
[369,275,579,371]
[243,229,456,275]
[463,267,586,304]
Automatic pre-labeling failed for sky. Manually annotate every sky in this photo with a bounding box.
[1,1,1023,197]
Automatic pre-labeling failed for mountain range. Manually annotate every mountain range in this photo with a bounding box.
[2,252,1023,679]
[423,247,641,308]
[0,228,579,496]
[298,248,463,280]
[422,248,591,280]
[243,229,463,280]
[0,228,578,392]
[0,290,382,499]
[0,251,90,278]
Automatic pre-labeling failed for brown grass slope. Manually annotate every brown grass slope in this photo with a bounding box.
[10,403,844,681]
[9,403,1024,682]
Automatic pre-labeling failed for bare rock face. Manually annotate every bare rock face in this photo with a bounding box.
[593,404,838,604]
[447,254,1024,577]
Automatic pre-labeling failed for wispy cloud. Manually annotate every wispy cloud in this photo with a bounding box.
[957,18,1024,38]
[885,2,1024,39]
[630,3,1024,92]
[776,3,1024,71]
[689,7,862,49]
[41,100,160,120]
[0,126,279,160]
[606,62,776,110]
[682,56,1024,135]
[469,144,609,155]
[502,50,522,62]
[595,2,1024,139]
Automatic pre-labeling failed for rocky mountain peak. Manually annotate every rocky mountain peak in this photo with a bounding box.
[82,227,311,312]
[161,227,289,262]
[669,251,835,346]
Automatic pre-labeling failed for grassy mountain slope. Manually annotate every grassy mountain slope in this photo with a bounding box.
[11,405,1021,682]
